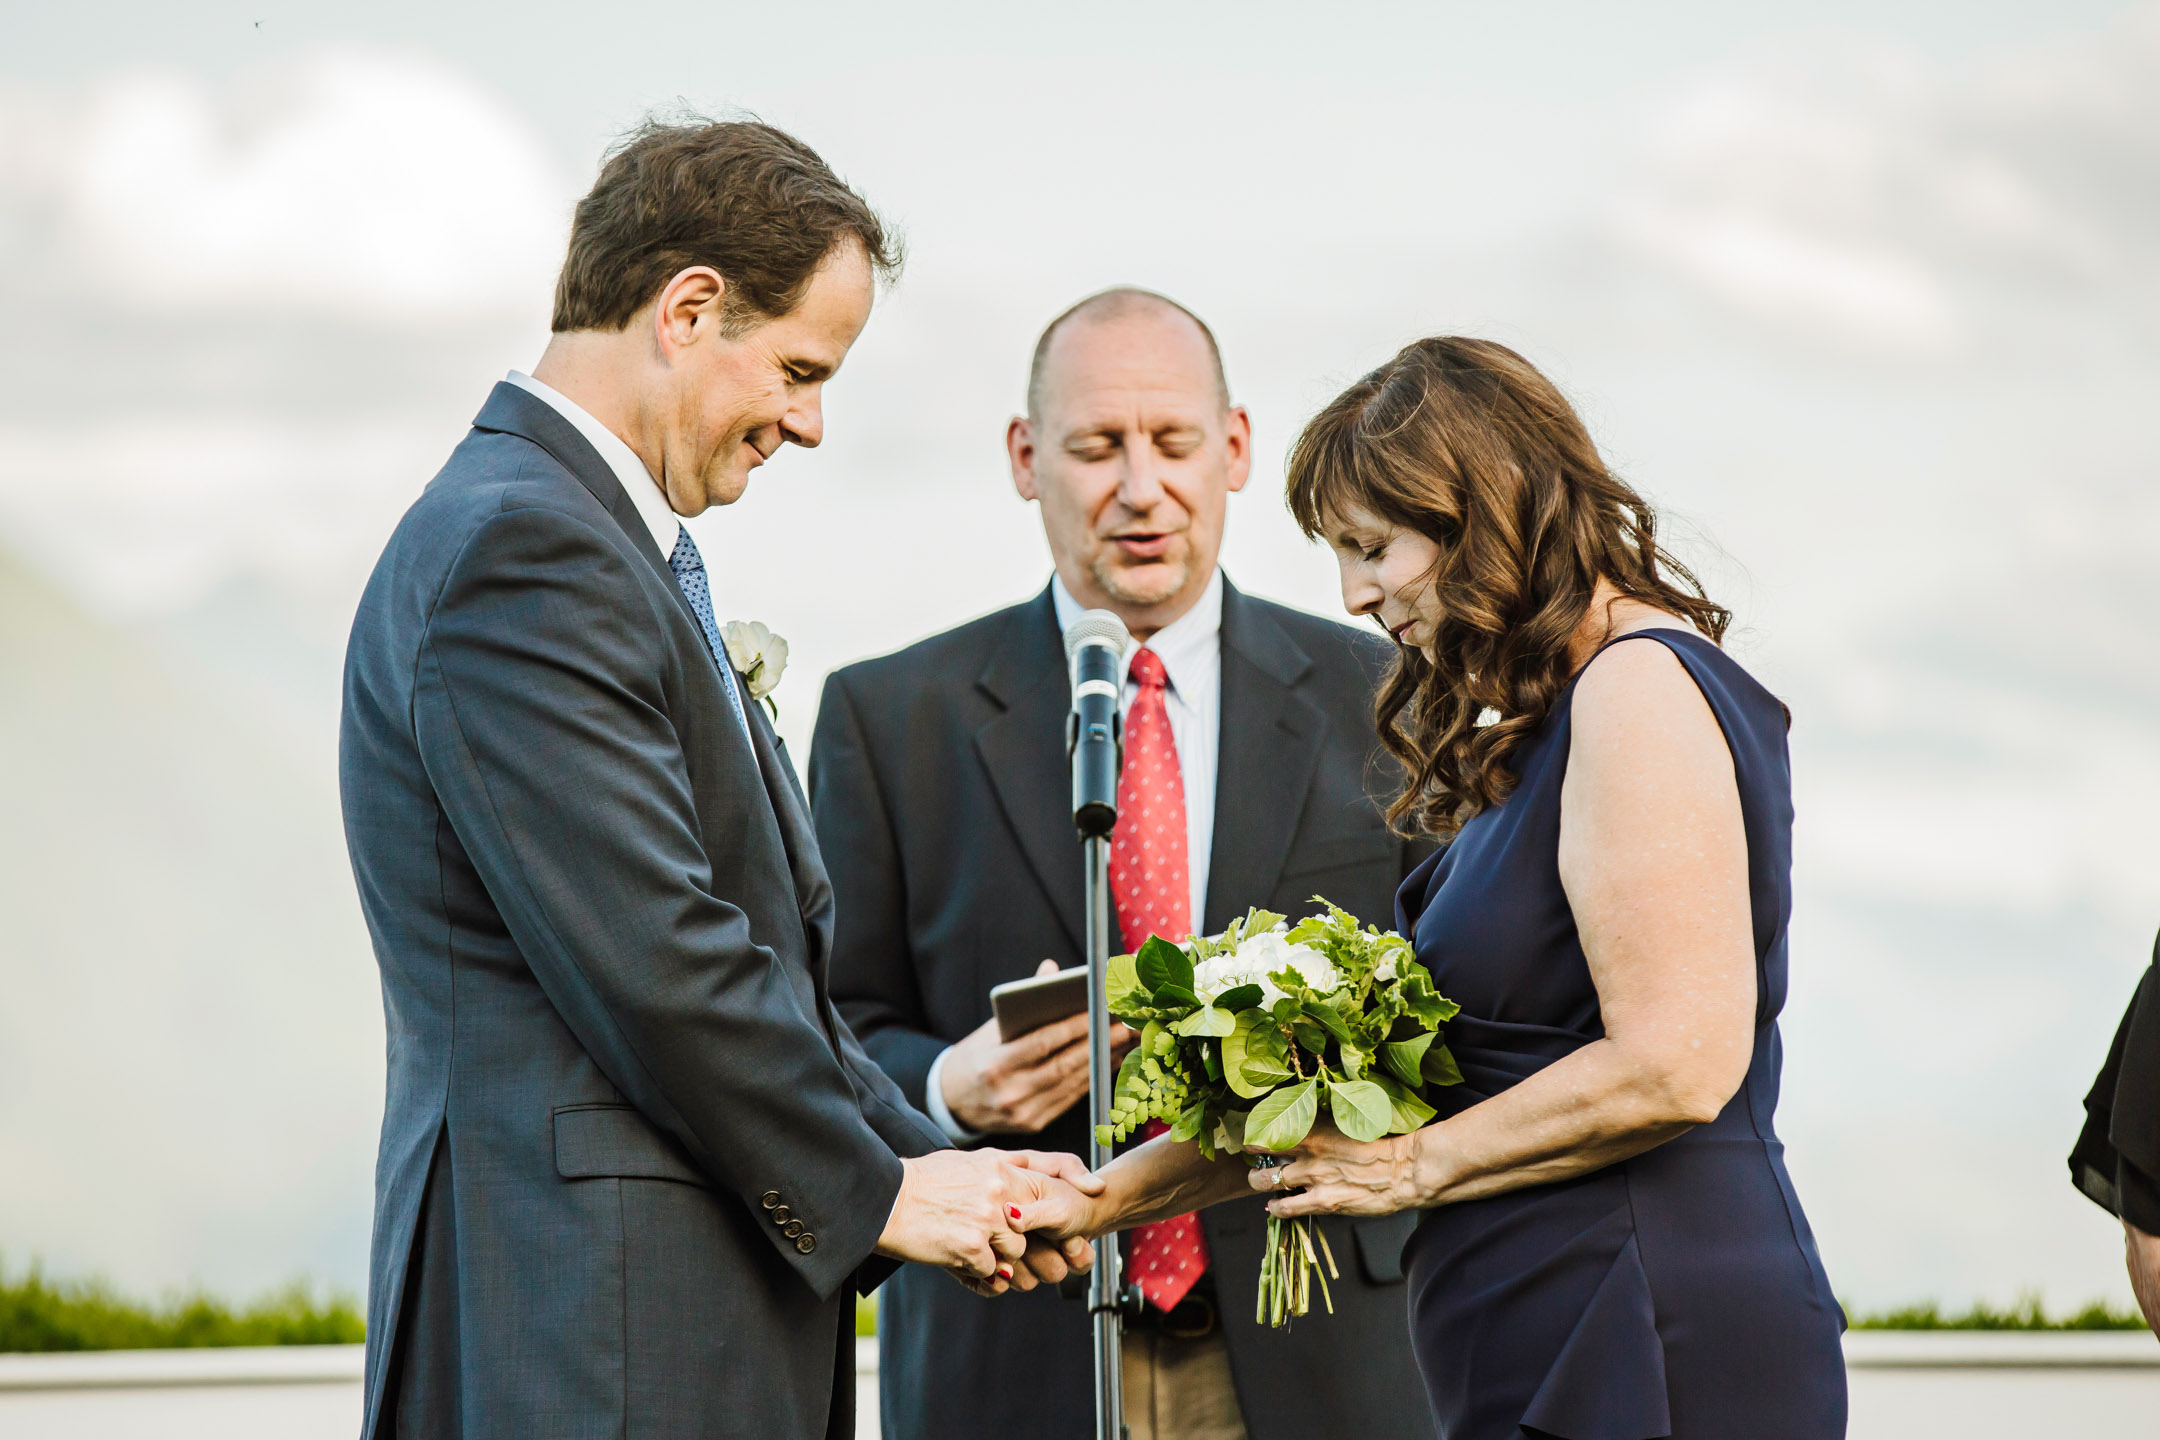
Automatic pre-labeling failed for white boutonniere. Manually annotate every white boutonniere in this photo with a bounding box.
[720,620,789,719]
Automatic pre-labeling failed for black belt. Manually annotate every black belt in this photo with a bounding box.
[1127,1278,1218,1339]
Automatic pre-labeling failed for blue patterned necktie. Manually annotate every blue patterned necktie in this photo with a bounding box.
[667,527,753,741]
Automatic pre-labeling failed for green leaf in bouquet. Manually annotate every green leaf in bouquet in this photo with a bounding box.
[1370,1074,1438,1133]
[1173,1002,1236,1038]
[1269,996,1303,1024]
[1106,951,1143,1014]
[1381,1031,1435,1090]
[1168,1099,1207,1143]
[1284,914,1329,948]
[1400,968,1462,1026]
[1224,1011,1294,1098]
[1300,1000,1356,1046]
[1337,1040,1368,1080]
[1327,1078,1393,1143]
[1214,1107,1247,1154]
[1246,1078,1320,1152]
[1212,984,1263,1013]
[1135,935,1195,999]
[1422,1042,1464,1087]
[1221,1010,1265,1099]
[1241,1053,1293,1093]
[1200,1041,1224,1083]
[1243,907,1287,937]
[1291,1019,1330,1055]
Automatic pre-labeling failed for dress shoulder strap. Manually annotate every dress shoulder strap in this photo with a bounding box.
[1579,626,1791,740]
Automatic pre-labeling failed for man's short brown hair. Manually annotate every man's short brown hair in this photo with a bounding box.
[551,117,902,336]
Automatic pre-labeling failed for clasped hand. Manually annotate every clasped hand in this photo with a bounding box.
[876,1148,1106,1297]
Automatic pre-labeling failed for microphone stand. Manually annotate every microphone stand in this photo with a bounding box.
[1082,830,1125,1440]
[1067,624,1131,1440]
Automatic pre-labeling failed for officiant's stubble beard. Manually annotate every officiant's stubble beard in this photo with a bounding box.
[1088,541,1191,610]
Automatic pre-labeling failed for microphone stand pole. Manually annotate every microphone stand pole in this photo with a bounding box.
[1068,615,1132,1440]
[1082,830,1126,1440]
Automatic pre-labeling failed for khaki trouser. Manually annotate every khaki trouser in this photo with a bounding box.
[1120,1326,1251,1440]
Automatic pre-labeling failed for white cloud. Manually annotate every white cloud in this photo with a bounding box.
[1615,9,2160,354]
[12,47,571,319]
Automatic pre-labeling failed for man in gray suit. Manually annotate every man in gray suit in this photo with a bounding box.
[341,120,1092,1440]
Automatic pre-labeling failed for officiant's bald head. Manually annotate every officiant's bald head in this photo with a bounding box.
[1025,287,1231,420]
[1008,287,1250,640]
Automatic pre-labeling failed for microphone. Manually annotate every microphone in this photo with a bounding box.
[1062,609,1130,839]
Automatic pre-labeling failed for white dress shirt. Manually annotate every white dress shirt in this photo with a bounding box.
[925,569,1227,1144]
[505,370,683,560]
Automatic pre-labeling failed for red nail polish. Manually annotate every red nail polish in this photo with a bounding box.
[1008,1205,1023,1222]
[997,1265,1013,1280]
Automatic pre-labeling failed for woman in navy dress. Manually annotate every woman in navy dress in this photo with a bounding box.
[1032,337,1846,1439]
[1264,337,1848,1439]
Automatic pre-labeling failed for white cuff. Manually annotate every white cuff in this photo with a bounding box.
[924,1046,985,1147]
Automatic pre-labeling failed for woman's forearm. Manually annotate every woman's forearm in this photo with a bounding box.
[1412,1035,1714,1206]
[1082,1134,1252,1237]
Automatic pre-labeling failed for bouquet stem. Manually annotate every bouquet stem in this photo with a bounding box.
[1252,1162,1337,1327]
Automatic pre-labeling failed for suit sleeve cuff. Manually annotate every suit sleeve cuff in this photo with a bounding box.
[923,1047,985,1147]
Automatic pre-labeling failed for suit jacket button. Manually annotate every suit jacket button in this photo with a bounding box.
[795,1233,816,1254]
[771,1205,793,1225]
[783,1220,805,1238]
[760,1191,781,1210]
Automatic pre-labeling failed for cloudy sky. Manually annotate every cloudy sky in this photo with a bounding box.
[2,0,2156,1311]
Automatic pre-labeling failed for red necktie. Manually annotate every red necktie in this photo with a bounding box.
[1108,647,1210,1314]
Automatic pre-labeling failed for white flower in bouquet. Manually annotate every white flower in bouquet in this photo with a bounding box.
[1192,929,1341,1005]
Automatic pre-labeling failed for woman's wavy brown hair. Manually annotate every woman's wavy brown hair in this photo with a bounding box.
[1286,337,1731,838]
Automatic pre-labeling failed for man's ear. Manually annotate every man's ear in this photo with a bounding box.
[1223,405,1254,494]
[1007,415,1040,502]
[653,266,727,359]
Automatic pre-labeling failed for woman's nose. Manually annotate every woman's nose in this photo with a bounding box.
[1338,570,1382,616]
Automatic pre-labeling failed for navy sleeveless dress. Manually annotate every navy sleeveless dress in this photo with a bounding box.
[1397,630,1846,1440]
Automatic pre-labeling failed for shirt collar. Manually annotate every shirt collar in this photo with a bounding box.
[506,370,682,561]
[1049,568,1224,700]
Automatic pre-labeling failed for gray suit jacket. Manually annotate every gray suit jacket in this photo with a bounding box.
[813,585,1437,1440]
[340,382,945,1440]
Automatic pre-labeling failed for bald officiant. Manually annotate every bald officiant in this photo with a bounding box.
[812,289,1435,1440]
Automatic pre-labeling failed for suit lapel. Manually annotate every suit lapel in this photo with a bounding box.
[471,382,825,970]
[972,591,1087,954]
[470,382,724,670]
[1204,582,1327,932]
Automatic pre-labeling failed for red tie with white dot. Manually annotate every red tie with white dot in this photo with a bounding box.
[1108,646,1210,1314]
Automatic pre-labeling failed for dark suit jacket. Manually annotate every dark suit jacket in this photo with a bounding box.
[340,382,945,1440]
[812,582,1437,1440]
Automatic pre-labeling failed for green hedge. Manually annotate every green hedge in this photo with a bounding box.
[8,1259,2146,1350]
[0,1262,364,1352]
[1845,1295,2148,1331]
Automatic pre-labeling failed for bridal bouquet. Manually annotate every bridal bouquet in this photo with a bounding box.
[1097,902,1462,1326]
